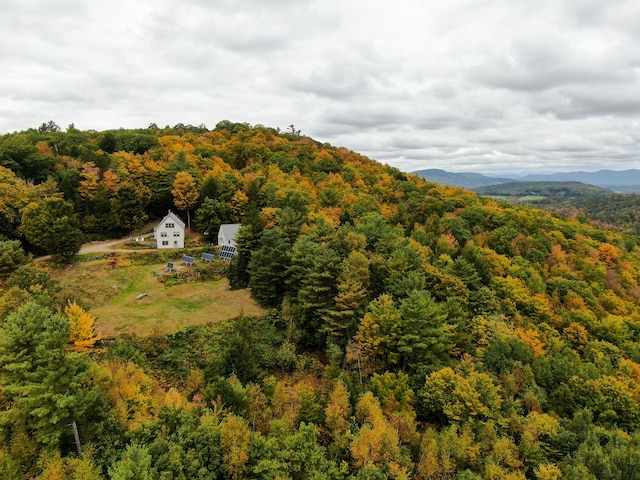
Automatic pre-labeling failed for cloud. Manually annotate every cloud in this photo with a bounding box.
[1,0,639,174]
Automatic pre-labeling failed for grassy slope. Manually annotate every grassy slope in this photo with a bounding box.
[53,259,264,337]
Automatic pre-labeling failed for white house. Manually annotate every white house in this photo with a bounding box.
[154,211,185,249]
[218,223,241,248]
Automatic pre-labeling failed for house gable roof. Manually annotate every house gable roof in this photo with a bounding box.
[219,223,241,240]
[154,210,185,230]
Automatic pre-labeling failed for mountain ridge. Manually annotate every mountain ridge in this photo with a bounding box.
[412,168,640,192]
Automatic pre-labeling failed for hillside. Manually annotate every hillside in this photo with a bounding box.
[473,182,640,233]
[1,122,640,479]
[521,169,640,193]
[474,181,612,201]
[552,194,640,235]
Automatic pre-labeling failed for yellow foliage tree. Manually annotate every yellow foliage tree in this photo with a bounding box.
[563,322,589,351]
[64,301,101,352]
[0,166,34,224]
[220,414,251,480]
[325,380,351,439]
[101,169,121,197]
[350,392,410,474]
[97,359,158,431]
[598,242,619,266]
[514,328,546,356]
[534,463,563,480]
[172,171,199,230]
[78,162,100,200]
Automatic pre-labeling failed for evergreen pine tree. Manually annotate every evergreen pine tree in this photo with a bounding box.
[0,302,94,447]
[397,290,455,370]
[248,228,291,308]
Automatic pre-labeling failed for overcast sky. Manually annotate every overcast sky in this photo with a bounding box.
[2,0,639,175]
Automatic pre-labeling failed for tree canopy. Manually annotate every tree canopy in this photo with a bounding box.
[0,122,639,478]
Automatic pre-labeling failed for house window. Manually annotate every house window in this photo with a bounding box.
[160,232,168,237]
[162,241,169,246]
[173,232,181,237]
[166,222,175,228]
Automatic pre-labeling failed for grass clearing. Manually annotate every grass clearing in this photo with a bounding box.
[52,259,264,337]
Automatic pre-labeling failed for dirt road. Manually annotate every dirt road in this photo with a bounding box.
[78,237,148,254]
[34,237,154,262]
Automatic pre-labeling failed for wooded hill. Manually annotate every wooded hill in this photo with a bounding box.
[1,121,640,479]
[473,181,612,199]
[473,182,640,234]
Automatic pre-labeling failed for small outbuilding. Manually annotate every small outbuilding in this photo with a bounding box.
[218,223,241,248]
[154,211,185,249]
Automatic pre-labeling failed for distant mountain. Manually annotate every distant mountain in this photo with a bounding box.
[412,168,640,193]
[520,170,640,193]
[412,169,515,189]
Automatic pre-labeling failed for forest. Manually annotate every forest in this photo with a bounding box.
[473,182,640,235]
[1,121,640,479]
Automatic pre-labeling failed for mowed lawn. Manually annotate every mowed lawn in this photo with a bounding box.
[53,260,264,337]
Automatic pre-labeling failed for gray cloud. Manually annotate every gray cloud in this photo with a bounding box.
[1,0,639,174]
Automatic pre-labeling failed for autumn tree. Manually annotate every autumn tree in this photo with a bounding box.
[0,166,34,238]
[97,359,157,432]
[78,162,100,201]
[350,391,411,475]
[220,414,251,480]
[64,301,101,352]
[172,171,199,230]
[325,380,352,440]
[420,366,503,425]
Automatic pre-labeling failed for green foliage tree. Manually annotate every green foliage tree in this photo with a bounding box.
[397,290,456,370]
[0,135,55,181]
[112,183,150,236]
[5,265,58,294]
[109,443,152,480]
[351,294,402,374]
[287,237,341,346]
[385,244,427,300]
[20,198,83,262]
[0,302,95,447]
[98,131,117,153]
[194,197,225,241]
[248,228,291,308]
[0,240,30,276]
[227,215,263,289]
